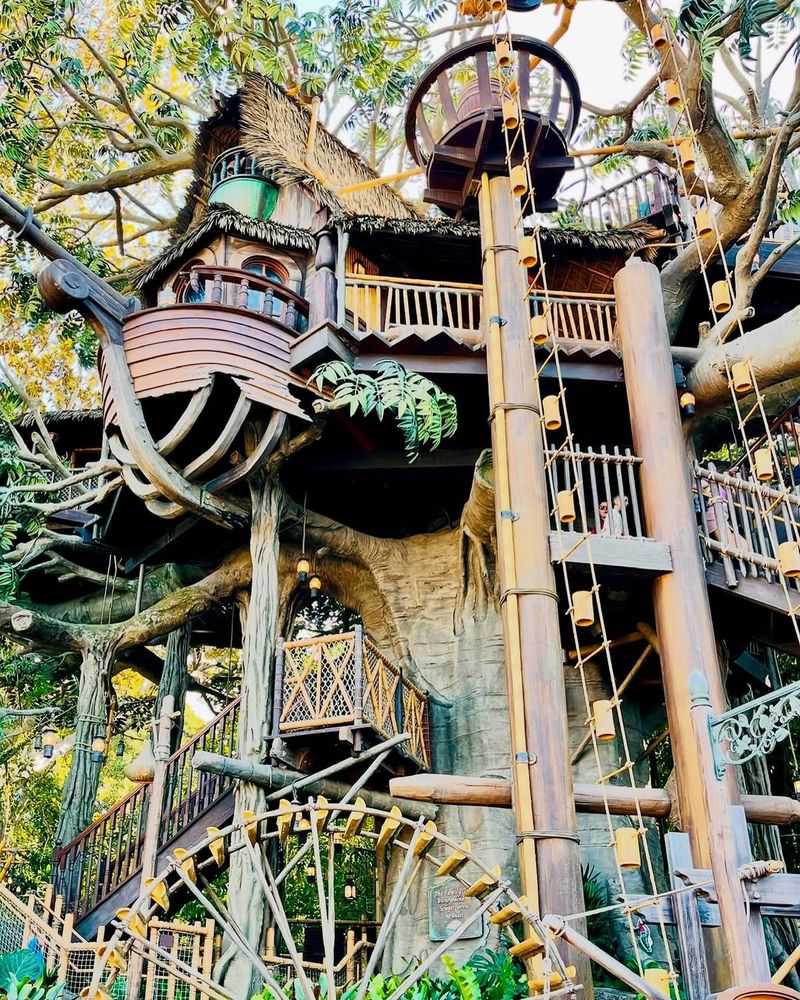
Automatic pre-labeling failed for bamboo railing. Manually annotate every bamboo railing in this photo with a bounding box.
[573,167,680,232]
[265,925,374,987]
[344,273,482,343]
[276,628,431,769]
[53,698,241,921]
[531,291,617,347]
[545,444,647,537]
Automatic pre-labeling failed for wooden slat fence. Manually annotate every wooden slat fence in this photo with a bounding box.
[531,291,617,348]
[573,167,680,231]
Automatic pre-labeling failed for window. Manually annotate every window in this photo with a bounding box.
[242,257,290,315]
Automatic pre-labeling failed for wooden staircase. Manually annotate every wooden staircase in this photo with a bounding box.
[52,698,241,938]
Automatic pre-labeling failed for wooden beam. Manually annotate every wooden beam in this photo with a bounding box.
[549,532,673,574]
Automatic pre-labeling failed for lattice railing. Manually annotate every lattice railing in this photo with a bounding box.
[530,291,617,347]
[277,629,430,769]
[53,699,240,922]
[570,167,680,232]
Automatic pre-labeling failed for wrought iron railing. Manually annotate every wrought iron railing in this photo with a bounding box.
[175,264,308,334]
[344,273,482,344]
[572,167,680,232]
[210,146,265,189]
[276,628,430,769]
[531,291,617,347]
[52,699,240,921]
[545,445,647,538]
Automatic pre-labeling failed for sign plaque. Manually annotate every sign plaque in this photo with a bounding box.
[428,879,485,942]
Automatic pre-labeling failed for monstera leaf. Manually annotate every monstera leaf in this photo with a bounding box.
[0,948,44,990]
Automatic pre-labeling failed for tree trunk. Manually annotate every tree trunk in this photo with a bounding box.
[157,622,191,753]
[55,633,117,848]
[221,470,281,998]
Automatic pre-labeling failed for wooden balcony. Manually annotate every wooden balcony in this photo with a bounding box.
[568,167,682,233]
[275,628,431,770]
[532,291,617,355]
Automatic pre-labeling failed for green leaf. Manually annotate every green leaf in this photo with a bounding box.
[0,951,45,991]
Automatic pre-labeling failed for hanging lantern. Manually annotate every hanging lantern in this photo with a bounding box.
[542,395,561,431]
[309,575,322,592]
[592,700,616,742]
[518,236,538,268]
[778,541,800,579]
[502,99,519,131]
[679,391,696,416]
[90,736,107,764]
[793,774,800,801]
[116,737,125,758]
[711,280,732,314]
[649,22,668,49]
[664,80,682,109]
[571,590,594,628]
[125,740,156,783]
[529,314,550,346]
[754,447,773,482]
[344,881,357,900]
[510,164,528,198]
[731,360,753,395]
[644,968,671,996]
[296,558,310,583]
[495,39,512,68]
[614,827,641,869]
[305,864,316,883]
[678,138,696,171]
[32,732,42,752]
[695,207,713,237]
[557,490,576,525]
[42,725,57,760]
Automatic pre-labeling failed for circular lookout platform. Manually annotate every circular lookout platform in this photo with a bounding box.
[405,35,580,217]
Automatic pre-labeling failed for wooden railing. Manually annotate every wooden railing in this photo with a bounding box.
[176,265,308,334]
[276,628,430,769]
[210,146,265,189]
[728,398,800,488]
[573,167,680,232]
[546,445,647,538]
[266,925,373,987]
[694,464,800,588]
[53,698,240,921]
[344,273,482,344]
[531,291,617,347]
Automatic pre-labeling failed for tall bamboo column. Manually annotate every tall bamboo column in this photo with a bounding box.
[614,257,768,985]
[478,173,586,985]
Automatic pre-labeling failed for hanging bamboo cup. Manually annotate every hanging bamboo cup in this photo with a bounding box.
[502,99,519,130]
[664,80,682,108]
[754,447,773,482]
[558,490,576,524]
[695,207,713,237]
[711,280,732,313]
[542,395,561,431]
[572,590,594,627]
[592,699,615,741]
[731,360,753,394]
[529,313,550,346]
[510,164,528,197]
[649,22,668,48]
[778,541,800,578]
[519,235,538,268]
[495,39,512,67]
[678,138,696,170]
[614,827,641,869]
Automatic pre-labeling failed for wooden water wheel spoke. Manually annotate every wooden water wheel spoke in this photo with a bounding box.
[309,799,337,1000]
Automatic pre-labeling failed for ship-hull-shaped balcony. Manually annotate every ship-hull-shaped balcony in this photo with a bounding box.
[98,264,309,520]
[276,628,431,771]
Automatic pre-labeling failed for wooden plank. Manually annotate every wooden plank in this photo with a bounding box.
[664,834,711,1000]
[548,532,672,573]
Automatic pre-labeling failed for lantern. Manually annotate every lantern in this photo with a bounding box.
[754,447,773,482]
[42,725,57,760]
[649,22,668,48]
[678,138,696,171]
[502,99,519,131]
[793,774,800,801]
[518,236,538,268]
[571,590,594,628]
[309,575,322,592]
[592,700,615,741]
[695,207,713,237]
[495,39,512,68]
[296,557,310,583]
[32,732,42,752]
[344,881,357,900]
[529,314,550,346]
[778,541,800,579]
[305,864,316,883]
[731,360,753,395]
[91,736,107,764]
[557,490,576,524]
[614,827,641,869]
[510,164,528,198]
[664,79,682,108]
[542,395,561,431]
[679,391,696,416]
[116,737,125,758]
[711,280,732,314]
[644,969,671,996]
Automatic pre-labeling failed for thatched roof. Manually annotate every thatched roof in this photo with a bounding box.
[132,207,316,292]
[16,409,102,429]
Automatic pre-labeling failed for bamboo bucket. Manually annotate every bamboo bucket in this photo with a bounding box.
[519,235,538,268]
[731,360,753,394]
[754,447,773,482]
[558,489,576,524]
[542,394,561,431]
[592,699,615,741]
[510,163,528,197]
[572,590,594,628]
[644,969,671,996]
[664,79,682,108]
[614,827,641,869]
[649,22,668,48]
[495,38,512,67]
[529,314,550,345]
[778,541,800,578]
[678,138,696,170]
[695,207,713,237]
[712,280,732,314]
[502,99,519,130]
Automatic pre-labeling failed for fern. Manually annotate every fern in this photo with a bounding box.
[737,0,780,60]
[442,955,481,1000]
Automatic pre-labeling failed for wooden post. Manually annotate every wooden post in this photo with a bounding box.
[346,928,356,984]
[271,639,285,739]
[478,173,585,986]
[58,911,73,983]
[614,257,766,986]
[126,696,175,1000]
[308,208,338,332]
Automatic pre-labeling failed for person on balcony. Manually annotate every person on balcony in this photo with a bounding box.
[601,494,628,537]
[183,270,206,304]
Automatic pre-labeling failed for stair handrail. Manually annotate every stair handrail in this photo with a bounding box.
[53,696,241,865]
